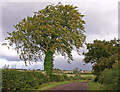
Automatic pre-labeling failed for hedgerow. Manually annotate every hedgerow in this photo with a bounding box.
[2,69,71,91]
[2,69,91,91]
[2,69,48,91]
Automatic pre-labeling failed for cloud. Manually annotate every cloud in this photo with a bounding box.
[54,57,92,70]
[0,41,20,61]
[1,0,119,3]
[2,2,53,37]
[84,2,118,42]
[0,58,44,70]
[1,1,118,42]
[0,57,91,71]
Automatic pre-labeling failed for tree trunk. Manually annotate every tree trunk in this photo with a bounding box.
[44,51,54,77]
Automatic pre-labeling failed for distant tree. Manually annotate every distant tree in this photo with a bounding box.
[73,67,79,74]
[79,69,82,73]
[53,68,61,71]
[3,2,86,77]
[83,38,119,76]
[36,69,41,71]
[53,68,63,74]
[2,64,9,69]
[79,69,82,71]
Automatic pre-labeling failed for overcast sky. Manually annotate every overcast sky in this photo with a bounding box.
[0,0,119,70]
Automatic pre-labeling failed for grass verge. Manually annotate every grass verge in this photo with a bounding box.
[38,81,71,90]
[88,82,104,91]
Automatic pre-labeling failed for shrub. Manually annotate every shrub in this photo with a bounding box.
[68,74,81,80]
[94,77,98,82]
[50,75,60,82]
[85,76,93,81]
[74,74,81,80]
[98,68,119,90]
[63,74,69,80]
[69,76,74,80]
[42,76,49,83]
[59,75,65,81]
[2,69,70,91]
[50,74,66,82]
[2,69,47,91]
[80,77,86,80]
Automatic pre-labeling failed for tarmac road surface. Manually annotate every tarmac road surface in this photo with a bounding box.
[44,82,88,92]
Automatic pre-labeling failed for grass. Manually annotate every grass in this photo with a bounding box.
[88,82,104,91]
[66,73,94,77]
[66,74,75,77]
[38,81,71,91]
[81,74,95,77]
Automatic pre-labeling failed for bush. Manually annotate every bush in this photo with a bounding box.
[50,74,67,82]
[85,76,94,81]
[50,75,60,82]
[2,69,70,91]
[59,75,65,81]
[74,74,81,80]
[42,76,49,83]
[69,76,74,80]
[98,68,119,90]
[63,74,69,80]
[2,69,47,91]
[94,77,98,82]
[80,77,86,80]
[68,74,81,80]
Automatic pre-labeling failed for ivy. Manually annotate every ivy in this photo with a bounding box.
[3,2,86,76]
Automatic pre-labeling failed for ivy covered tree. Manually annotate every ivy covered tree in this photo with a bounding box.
[3,2,86,77]
[83,38,119,76]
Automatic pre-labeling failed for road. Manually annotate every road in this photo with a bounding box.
[44,82,88,92]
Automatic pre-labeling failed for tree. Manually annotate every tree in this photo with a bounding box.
[73,67,79,74]
[83,38,119,76]
[3,2,86,77]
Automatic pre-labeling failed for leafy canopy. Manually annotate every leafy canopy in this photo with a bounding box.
[3,2,86,64]
[83,38,119,76]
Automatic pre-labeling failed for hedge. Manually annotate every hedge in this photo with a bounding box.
[2,69,71,91]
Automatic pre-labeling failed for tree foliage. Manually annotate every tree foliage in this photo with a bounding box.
[73,67,79,74]
[3,2,86,76]
[83,38,119,76]
[98,65,119,90]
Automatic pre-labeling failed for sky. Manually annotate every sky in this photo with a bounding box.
[0,0,119,70]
